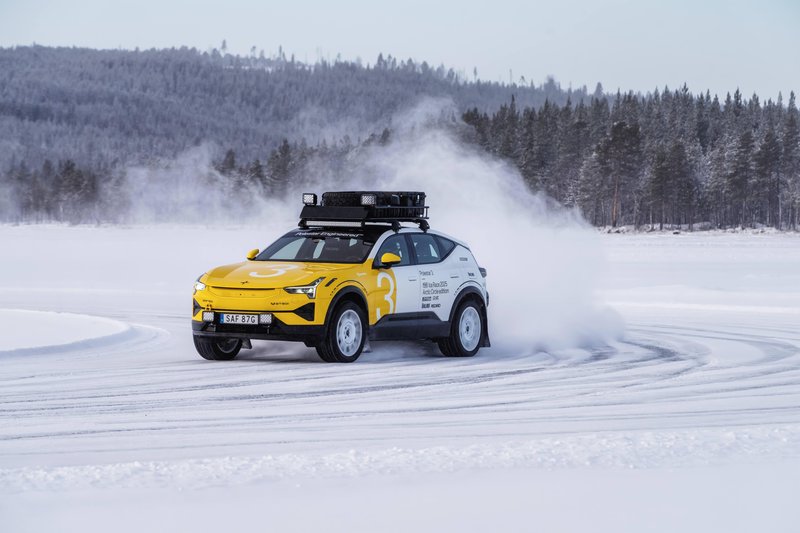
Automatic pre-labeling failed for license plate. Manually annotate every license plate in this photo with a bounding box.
[220,313,258,325]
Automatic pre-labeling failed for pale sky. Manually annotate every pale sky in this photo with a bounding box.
[1,0,798,99]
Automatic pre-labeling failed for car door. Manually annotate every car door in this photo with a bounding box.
[407,233,457,321]
[373,233,418,321]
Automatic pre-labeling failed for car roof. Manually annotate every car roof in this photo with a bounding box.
[393,226,469,248]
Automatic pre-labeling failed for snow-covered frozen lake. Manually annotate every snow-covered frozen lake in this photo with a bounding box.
[1,226,799,532]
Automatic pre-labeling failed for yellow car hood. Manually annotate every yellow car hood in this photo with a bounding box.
[205,261,355,289]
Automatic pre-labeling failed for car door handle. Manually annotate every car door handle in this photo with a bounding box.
[450,274,460,279]
[408,277,418,281]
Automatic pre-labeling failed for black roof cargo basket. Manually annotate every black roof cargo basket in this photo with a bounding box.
[299,191,429,231]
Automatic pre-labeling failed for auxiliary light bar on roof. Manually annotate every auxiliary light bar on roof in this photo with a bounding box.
[298,191,429,231]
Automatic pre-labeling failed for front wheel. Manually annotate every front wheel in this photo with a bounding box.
[193,336,242,361]
[317,302,366,363]
[438,300,484,357]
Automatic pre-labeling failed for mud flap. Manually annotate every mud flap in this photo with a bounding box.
[481,308,491,347]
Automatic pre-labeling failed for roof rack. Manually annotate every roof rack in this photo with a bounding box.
[298,191,430,232]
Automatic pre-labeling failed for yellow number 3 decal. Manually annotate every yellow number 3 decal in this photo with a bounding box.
[376,272,395,321]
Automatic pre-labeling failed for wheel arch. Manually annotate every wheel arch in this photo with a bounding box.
[325,285,369,330]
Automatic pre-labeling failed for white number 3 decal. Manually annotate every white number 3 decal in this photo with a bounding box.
[249,264,299,278]
[376,272,395,321]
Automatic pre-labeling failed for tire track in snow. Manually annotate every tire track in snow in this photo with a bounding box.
[2,311,800,476]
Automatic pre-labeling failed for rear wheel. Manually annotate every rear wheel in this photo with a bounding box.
[193,336,242,361]
[317,302,366,363]
[438,300,484,357]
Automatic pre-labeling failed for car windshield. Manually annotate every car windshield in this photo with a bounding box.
[255,230,374,264]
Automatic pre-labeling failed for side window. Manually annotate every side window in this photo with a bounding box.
[409,234,441,264]
[376,235,411,266]
[435,236,456,258]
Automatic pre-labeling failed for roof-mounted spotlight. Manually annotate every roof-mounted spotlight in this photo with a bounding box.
[298,191,429,231]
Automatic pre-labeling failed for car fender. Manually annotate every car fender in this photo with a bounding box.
[324,284,369,331]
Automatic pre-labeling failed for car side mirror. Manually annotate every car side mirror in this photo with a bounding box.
[246,248,259,260]
[378,252,402,268]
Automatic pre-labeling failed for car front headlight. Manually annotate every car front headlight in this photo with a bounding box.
[284,277,324,299]
[194,275,206,293]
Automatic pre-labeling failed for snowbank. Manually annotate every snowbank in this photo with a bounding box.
[0,309,130,355]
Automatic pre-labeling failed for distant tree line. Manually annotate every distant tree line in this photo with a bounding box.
[1,159,103,223]
[464,88,800,229]
[0,132,394,223]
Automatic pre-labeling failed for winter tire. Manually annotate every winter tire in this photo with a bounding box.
[438,300,484,357]
[193,336,242,361]
[319,302,366,363]
[315,343,336,363]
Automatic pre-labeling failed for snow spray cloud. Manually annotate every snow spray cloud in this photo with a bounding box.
[290,99,625,352]
[119,145,297,226]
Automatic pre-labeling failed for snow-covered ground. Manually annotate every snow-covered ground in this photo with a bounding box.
[1,226,799,532]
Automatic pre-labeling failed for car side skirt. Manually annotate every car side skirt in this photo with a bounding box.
[368,312,450,341]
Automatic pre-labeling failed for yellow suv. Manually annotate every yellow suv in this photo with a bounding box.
[192,192,489,362]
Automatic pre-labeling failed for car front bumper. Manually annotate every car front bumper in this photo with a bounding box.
[192,319,325,343]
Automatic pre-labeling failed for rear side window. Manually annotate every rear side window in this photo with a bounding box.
[435,236,456,258]
[409,233,441,264]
